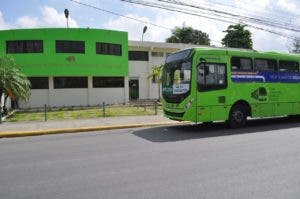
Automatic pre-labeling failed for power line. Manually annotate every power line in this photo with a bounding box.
[207,0,299,20]
[70,0,299,43]
[69,0,170,29]
[157,0,300,33]
[69,0,223,44]
[121,0,299,40]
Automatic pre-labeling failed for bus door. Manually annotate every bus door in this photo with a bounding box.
[195,55,229,122]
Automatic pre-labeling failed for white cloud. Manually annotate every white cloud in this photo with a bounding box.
[15,6,78,29]
[235,0,271,12]
[17,16,39,28]
[104,0,298,51]
[232,0,296,51]
[0,11,11,29]
[40,6,78,28]
[104,11,226,46]
[251,28,289,52]
[277,0,298,15]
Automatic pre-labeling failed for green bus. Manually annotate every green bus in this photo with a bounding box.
[162,48,300,128]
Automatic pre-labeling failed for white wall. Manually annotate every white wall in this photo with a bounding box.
[49,89,88,107]
[129,61,149,99]
[19,76,127,108]
[89,88,125,105]
[19,90,49,108]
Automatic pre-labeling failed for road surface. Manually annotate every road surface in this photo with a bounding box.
[0,117,300,199]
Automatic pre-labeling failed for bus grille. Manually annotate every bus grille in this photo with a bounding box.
[164,110,185,118]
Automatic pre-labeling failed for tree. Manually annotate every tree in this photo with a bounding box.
[147,64,164,100]
[222,24,253,49]
[291,38,300,53]
[166,25,210,45]
[0,55,31,114]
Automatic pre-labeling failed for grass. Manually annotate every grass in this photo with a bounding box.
[5,105,162,122]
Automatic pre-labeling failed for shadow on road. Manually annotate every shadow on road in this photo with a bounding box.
[133,117,300,142]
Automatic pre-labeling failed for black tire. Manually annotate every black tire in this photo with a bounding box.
[288,115,300,121]
[227,104,247,128]
[202,121,213,126]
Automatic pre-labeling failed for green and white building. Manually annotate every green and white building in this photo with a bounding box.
[0,28,196,108]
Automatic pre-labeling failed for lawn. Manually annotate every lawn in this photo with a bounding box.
[5,105,161,122]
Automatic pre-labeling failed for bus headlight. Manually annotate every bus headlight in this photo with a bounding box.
[184,98,194,110]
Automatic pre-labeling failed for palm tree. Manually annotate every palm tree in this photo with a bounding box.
[148,64,164,100]
[0,55,31,114]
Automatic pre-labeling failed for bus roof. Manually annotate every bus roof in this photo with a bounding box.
[189,47,300,60]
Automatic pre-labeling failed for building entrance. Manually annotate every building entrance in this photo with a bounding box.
[129,79,139,100]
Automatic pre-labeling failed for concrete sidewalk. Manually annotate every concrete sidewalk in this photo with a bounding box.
[0,115,181,138]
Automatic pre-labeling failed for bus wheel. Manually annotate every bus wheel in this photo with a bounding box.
[227,104,247,128]
[288,115,300,120]
[202,121,213,126]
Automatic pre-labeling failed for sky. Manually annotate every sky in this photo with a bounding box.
[0,0,299,52]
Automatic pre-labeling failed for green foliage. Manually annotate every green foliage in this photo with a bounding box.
[147,64,164,100]
[0,55,31,110]
[148,64,164,83]
[291,38,300,53]
[222,24,253,49]
[166,25,210,45]
[6,106,161,122]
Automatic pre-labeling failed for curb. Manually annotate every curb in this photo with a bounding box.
[0,121,182,138]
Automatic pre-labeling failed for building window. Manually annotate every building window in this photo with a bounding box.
[54,77,88,89]
[96,42,122,56]
[6,40,43,53]
[129,51,148,61]
[151,52,164,57]
[56,40,85,53]
[279,61,299,72]
[231,57,253,71]
[93,77,124,88]
[29,77,49,89]
[254,59,277,71]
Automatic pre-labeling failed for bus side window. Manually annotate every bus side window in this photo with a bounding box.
[197,63,227,91]
[254,59,277,71]
[197,63,205,85]
[279,61,299,72]
[231,57,253,71]
[253,58,278,82]
[279,60,299,83]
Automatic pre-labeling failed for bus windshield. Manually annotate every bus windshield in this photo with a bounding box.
[162,60,191,102]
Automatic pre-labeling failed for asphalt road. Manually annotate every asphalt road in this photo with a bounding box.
[0,117,300,199]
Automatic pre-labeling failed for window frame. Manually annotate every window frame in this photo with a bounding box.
[128,51,149,61]
[53,77,88,89]
[6,40,43,54]
[231,56,253,71]
[55,40,85,54]
[197,62,228,92]
[254,58,278,72]
[92,77,124,88]
[279,60,299,73]
[96,42,122,56]
[29,77,49,89]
